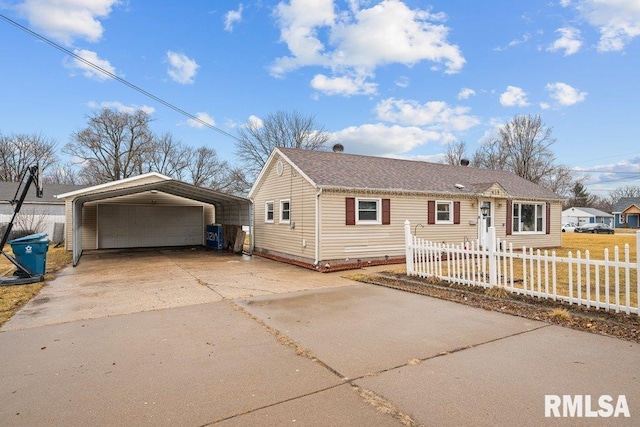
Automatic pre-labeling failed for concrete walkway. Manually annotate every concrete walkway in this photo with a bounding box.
[0,251,638,425]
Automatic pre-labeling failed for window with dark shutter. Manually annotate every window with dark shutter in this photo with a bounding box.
[346,197,355,225]
[453,201,461,224]
[382,199,391,225]
[427,200,435,224]
[506,200,513,235]
[546,203,551,235]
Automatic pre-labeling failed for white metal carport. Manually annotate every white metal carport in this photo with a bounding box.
[59,178,251,266]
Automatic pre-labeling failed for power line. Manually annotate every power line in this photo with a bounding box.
[0,13,240,143]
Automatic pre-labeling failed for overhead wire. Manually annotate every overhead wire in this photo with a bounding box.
[0,13,241,142]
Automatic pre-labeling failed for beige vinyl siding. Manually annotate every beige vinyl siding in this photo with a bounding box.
[252,154,316,262]
[82,204,97,249]
[318,192,562,262]
[319,192,479,261]
[64,200,73,250]
[75,192,212,250]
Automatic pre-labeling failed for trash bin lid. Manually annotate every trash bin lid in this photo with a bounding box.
[8,232,49,244]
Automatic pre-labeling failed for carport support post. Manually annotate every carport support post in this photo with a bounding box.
[487,226,497,287]
[404,220,414,275]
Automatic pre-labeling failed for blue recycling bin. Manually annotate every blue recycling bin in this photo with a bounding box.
[9,233,50,275]
[206,224,223,249]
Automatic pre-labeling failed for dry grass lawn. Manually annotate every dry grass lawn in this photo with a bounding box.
[0,245,72,326]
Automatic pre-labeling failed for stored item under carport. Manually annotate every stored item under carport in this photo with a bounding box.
[206,224,223,249]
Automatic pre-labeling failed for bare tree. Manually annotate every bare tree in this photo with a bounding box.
[0,132,58,181]
[442,141,469,165]
[473,114,556,185]
[609,185,640,206]
[541,164,578,198]
[64,108,154,184]
[235,110,330,178]
[139,133,189,178]
[43,161,81,185]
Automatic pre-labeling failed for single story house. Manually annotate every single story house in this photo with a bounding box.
[56,173,251,266]
[248,147,563,270]
[612,197,640,228]
[0,182,88,241]
[561,207,614,227]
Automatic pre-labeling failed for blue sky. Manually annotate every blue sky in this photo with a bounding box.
[1,0,639,194]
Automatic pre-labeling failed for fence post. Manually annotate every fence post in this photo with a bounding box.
[488,226,497,287]
[405,220,413,275]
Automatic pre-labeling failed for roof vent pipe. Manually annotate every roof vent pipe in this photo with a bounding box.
[460,158,470,166]
[332,143,344,153]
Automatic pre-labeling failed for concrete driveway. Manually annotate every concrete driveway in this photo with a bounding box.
[1,248,357,331]
[0,249,638,426]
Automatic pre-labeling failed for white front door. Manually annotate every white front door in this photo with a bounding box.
[478,200,493,246]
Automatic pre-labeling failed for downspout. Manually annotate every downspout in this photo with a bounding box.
[314,188,322,266]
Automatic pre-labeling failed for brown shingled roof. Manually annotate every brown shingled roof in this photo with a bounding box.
[279,147,561,200]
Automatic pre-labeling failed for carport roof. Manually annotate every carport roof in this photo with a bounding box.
[56,173,249,207]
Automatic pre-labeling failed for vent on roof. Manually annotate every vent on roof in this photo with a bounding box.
[454,183,465,189]
[332,143,344,153]
[460,158,470,166]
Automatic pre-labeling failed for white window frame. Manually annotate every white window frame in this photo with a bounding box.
[265,201,274,223]
[435,200,454,224]
[280,199,291,224]
[356,197,381,225]
[512,202,545,234]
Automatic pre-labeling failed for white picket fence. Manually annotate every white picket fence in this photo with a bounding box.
[404,220,640,316]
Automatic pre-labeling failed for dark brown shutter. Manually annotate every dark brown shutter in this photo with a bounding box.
[506,200,513,236]
[427,200,435,224]
[382,199,391,225]
[346,197,355,225]
[546,202,551,234]
[453,201,461,224]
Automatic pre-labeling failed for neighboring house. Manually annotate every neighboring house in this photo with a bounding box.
[612,197,640,228]
[248,147,563,270]
[56,173,250,266]
[0,182,88,240]
[562,207,614,227]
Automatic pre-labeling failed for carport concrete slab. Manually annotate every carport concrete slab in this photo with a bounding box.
[216,384,398,427]
[2,250,222,331]
[162,250,359,299]
[237,284,545,379]
[0,301,346,426]
[356,325,640,426]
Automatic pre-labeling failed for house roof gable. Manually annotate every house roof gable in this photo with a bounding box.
[276,148,561,200]
[612,197,640,213]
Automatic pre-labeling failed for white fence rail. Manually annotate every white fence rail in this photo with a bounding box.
[404,220,640,316]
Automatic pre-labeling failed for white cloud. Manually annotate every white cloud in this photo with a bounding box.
[547,27,583,55]
[224,4,243,32]
[310,73,377,96]
[375,98,479,131]
[499,86,529,107]
[65,49,116,81]
[564,0,640,52]
[457,87,476,100]
[16,0,120,45]
[545,82,587,106]
[330,123,442,156]
[187,112,216,129]
[166,51,199,84]
[243,115,264,129]
[270,0,465,95]
[87,101,155,115]
[395,76,409,88]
